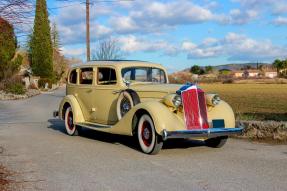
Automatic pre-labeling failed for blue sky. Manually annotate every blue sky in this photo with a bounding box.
[45,0,287,72]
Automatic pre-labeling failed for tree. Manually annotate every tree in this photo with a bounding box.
[0,0,32,25]
[93,38,123,60]
[51,22,68,81]
[51,22,60,51]
[190,65,205,75]
[30,0,53,78]
[273,59,284,74]
[246,65,252,70]
[0,17,22,81]
[205,66,213,73]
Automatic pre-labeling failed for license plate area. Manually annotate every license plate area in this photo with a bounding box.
[212,119,225,128]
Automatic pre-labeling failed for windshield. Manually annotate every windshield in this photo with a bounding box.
[121,67,167,83]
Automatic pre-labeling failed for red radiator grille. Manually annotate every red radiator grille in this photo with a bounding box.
[181,87,209,130]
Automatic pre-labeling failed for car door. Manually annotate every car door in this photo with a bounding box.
[89,66,120,125]
[76,67,95,122]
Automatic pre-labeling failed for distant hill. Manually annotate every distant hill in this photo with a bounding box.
[183,63,272,72]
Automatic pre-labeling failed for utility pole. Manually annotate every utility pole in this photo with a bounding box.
[86,0,90,61]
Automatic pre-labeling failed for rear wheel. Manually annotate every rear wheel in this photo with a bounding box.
[137,114,163,154]
[205,136,228,148]
[64,107,79,136]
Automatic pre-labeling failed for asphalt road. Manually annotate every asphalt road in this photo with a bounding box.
[0,88,287,191]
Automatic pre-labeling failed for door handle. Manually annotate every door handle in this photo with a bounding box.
[113,90,122,94]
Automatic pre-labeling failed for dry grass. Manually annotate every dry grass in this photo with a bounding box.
[0,165,12,191]
[200,84,287,121]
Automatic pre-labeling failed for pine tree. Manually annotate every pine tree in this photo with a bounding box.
[30,0,53,78]
[51,22,60,51]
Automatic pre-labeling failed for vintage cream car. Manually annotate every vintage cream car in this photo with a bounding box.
[54,60,243,154]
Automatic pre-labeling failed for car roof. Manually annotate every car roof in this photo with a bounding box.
[71,60,165,70]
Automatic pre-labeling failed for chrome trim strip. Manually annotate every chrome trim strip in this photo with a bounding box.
[162,127,243,141]
[76,122,112,130]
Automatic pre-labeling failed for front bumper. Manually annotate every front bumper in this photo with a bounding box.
[162,127,243,141]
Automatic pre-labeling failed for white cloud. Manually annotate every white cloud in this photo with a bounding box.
[182,33,287,61]
[182,41,197,50]
[273,3,287,14]
[110,0,215,34]
[217,9,259,25]
[233,0,287,15]
[57,22,111,45]
[53,2,112,45]
[117,35,178,55]
[62,47,85,57]
[272,16,287,26]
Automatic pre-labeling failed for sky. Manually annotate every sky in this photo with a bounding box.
[45,0,287,72]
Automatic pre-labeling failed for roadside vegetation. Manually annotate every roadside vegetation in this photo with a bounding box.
[0,0,70,100]
[201,84,287,121]
[169,61,287,122]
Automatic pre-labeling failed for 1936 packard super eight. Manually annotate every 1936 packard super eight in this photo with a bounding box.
[53,60,243,154]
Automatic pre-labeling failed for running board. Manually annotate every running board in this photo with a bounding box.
[76,122,112,130]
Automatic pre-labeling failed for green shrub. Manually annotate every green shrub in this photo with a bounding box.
[5,83,26,95]
[0,17,19,81]
[38,78,53,89]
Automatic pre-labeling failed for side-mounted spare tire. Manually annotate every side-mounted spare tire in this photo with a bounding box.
[116,90,140,120]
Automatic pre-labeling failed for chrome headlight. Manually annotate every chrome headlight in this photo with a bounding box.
[212,95,221,105]
[172,94,182,108]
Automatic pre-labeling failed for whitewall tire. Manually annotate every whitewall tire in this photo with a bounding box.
[137,114,163,154]
[65,107,79,136]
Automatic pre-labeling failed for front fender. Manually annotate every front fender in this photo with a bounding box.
[131,101,186,135]
[58,95,85,123]
[207,100,235,128]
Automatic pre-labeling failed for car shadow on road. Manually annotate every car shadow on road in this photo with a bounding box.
[47,119,206,153]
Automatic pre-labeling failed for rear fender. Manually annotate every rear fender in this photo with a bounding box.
[58,95,85,123]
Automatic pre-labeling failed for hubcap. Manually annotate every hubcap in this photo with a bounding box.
[67,111,74,130]
[120,97,131,116]
[141,121,152,146]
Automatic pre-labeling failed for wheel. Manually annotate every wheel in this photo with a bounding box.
[64,107,79,136]
[205,136,228,148]
[137,114,163,154]
[116,91,134,120]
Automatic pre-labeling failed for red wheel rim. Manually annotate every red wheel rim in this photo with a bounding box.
[67,111,74,130]
[141,121,152,147]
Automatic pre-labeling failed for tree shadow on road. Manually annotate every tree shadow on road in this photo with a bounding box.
[47,119,206,153]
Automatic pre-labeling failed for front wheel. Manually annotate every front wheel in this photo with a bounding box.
[137,114,163,154]
[205,136,228,148]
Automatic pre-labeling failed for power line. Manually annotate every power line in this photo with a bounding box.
[50,0,134,10]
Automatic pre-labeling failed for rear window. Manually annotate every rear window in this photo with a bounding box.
[69,69,77,84]
[80,68,93,85]
[98,68,117,85]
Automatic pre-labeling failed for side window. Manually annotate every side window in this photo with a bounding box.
[98,68,117,85]
[152,68,166,83]
[135,68,148,81]
[123,69,132,81]
[80,68,93,85]
[69,69,77,84]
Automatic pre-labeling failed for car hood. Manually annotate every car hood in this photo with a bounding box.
[129,83,182,100]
